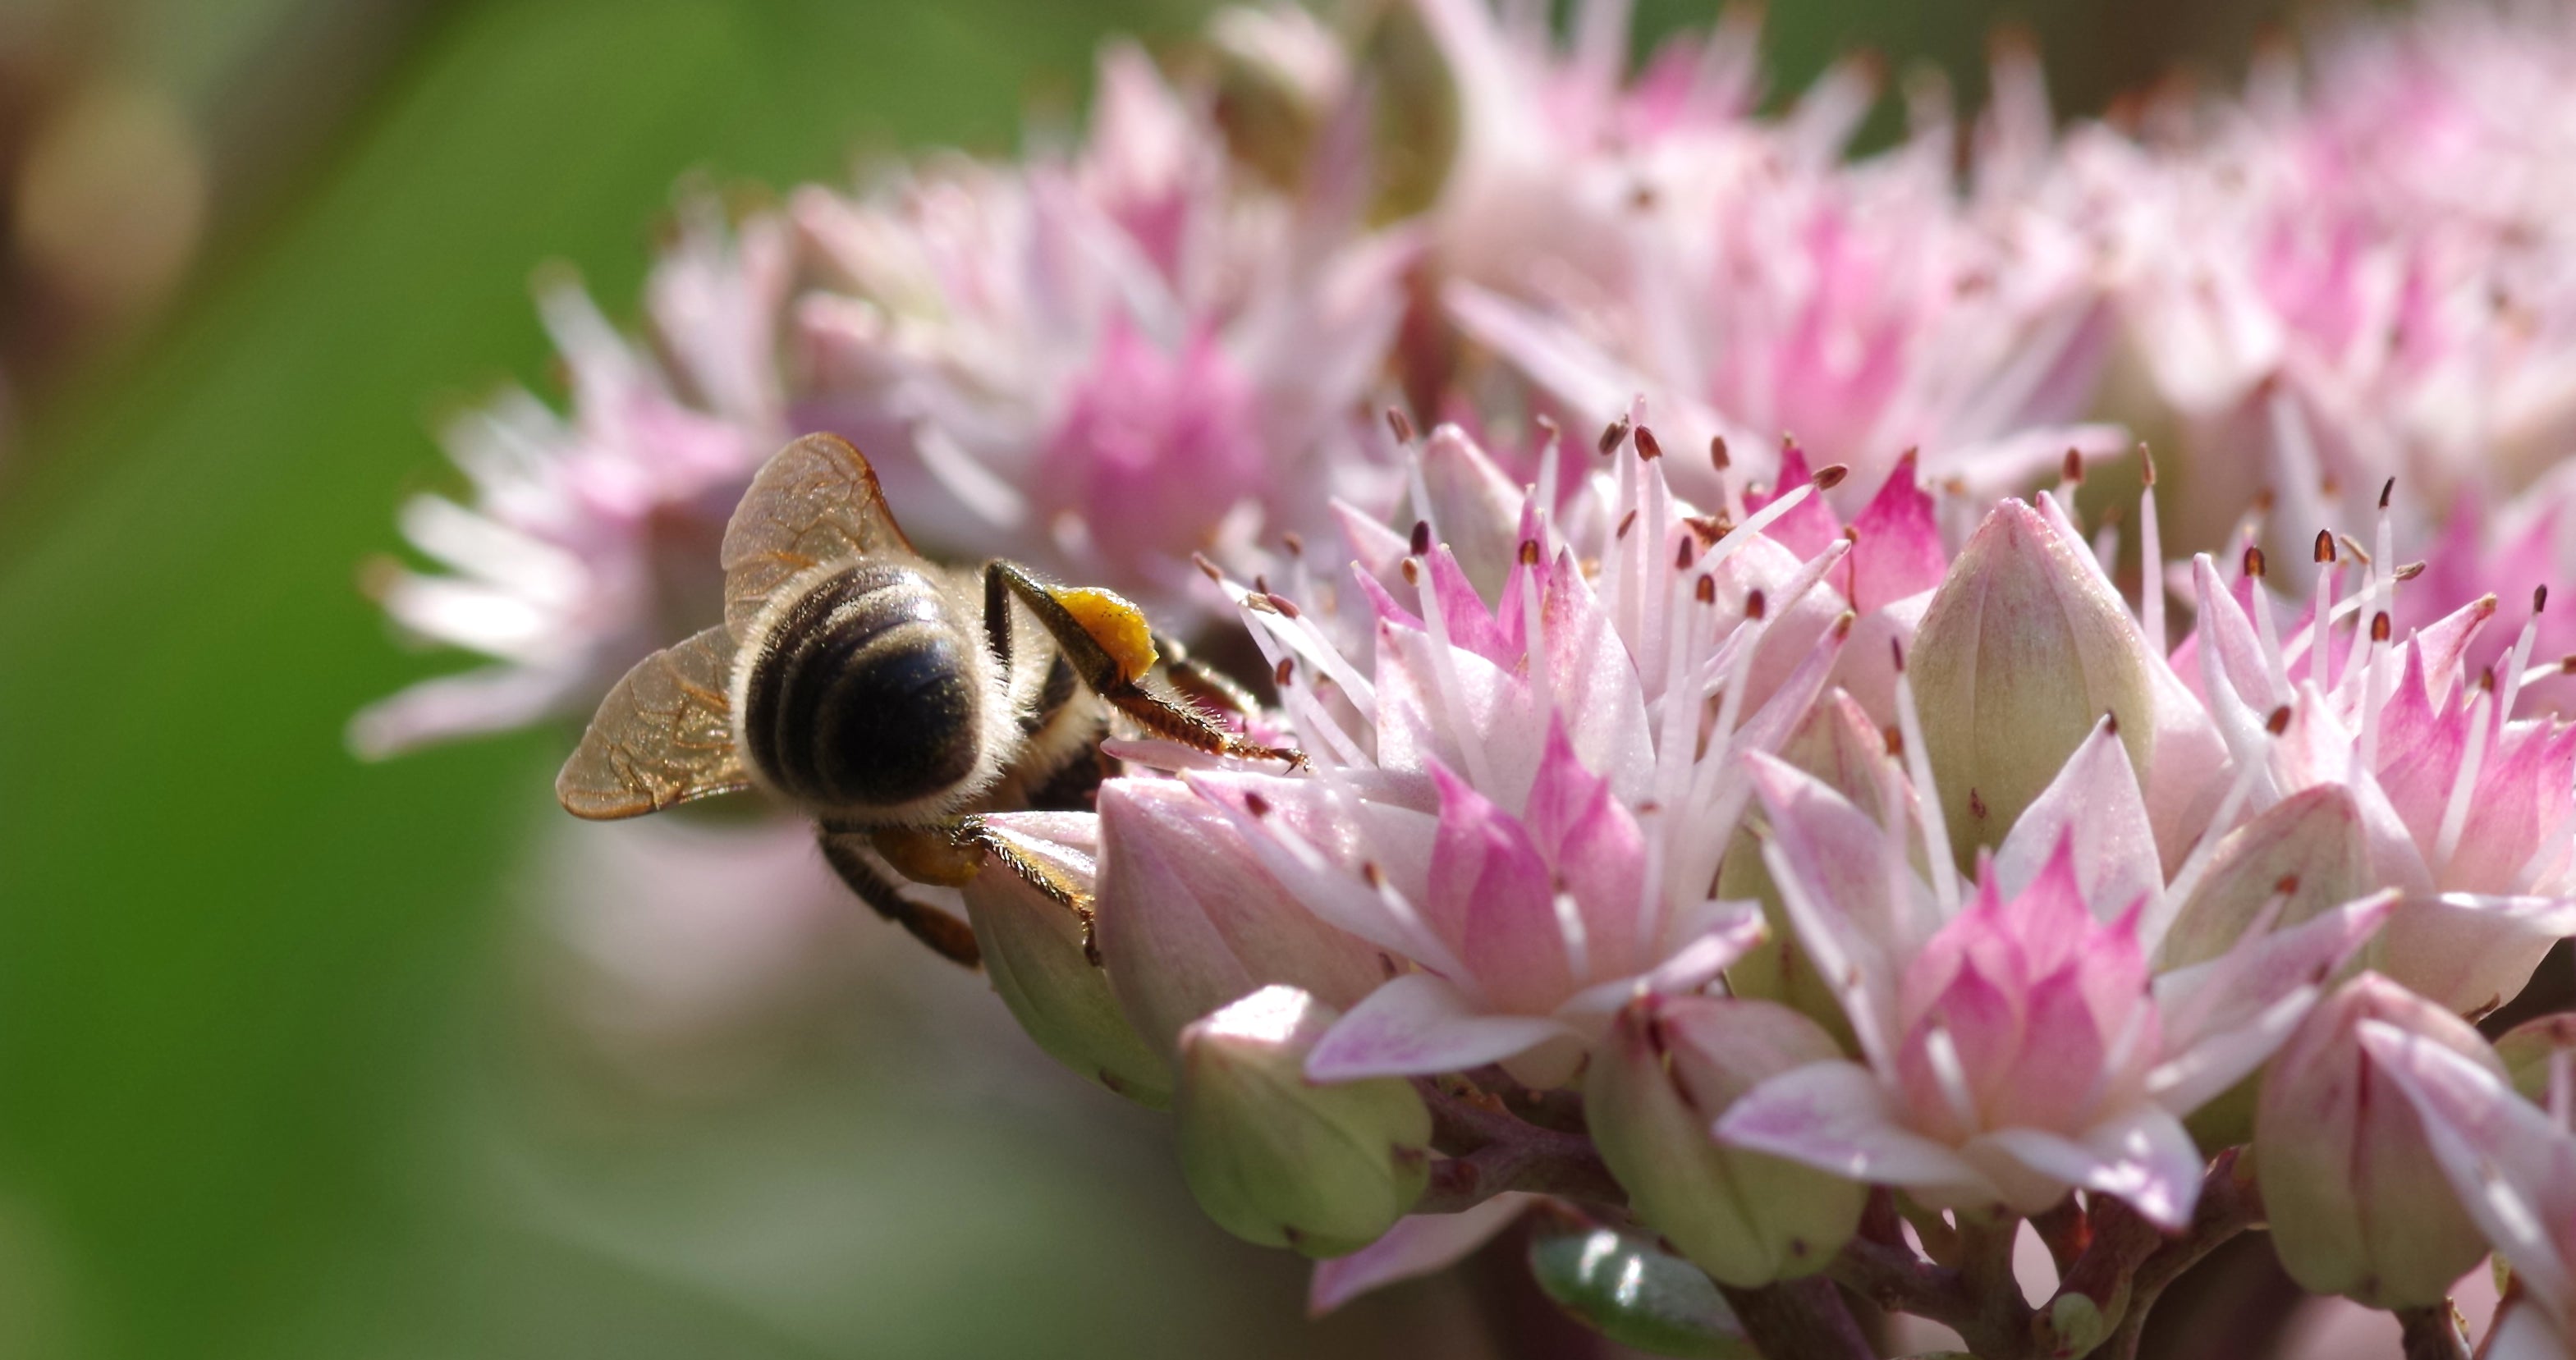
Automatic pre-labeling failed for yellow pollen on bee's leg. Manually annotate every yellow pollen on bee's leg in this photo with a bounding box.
[1052,586,1160,684]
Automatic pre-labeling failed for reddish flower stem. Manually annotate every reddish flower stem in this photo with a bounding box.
[2032,1197,2092,1278]
[1828,1230,1981,1336]
[1822,1159,2271,1360]
[2396,1303,2471,1360]
[1411,1079,1625,1213]
[1407,1083,2275,1360]
[2088,1155,2267,1360]
[1717,1277,1876,1360]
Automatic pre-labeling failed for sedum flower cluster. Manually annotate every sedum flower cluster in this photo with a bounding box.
[369,2,2576,1356]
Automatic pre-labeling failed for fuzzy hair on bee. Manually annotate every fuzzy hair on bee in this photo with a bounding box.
[555,433,1298,967]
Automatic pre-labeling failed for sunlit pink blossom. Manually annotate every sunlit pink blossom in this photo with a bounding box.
[2181,532,2576,1012]
[1721,709,2390,1229]
[790,43,1413,608]
[2408,469,2576,715]
[2048,1,2576,550]
[1419,0,2118,513]
[1148,420,1850,1087]
[1405,0,1766,294]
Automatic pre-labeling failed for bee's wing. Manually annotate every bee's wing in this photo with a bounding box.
[719,433,921,639]
[557,625,752,819]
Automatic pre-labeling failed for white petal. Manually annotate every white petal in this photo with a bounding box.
[2145,982,2317,1116]
[1996,718,2161,921]
[1979,1106,2206,1231]
[1717,1061,1987,1195]
[345,664,586,758]
[1305,974,1571,1081]
[1552,907,1767,1032]
[1187,774,1466,981]
[2372,892,2576,1018]
[2155,891,2394,1060]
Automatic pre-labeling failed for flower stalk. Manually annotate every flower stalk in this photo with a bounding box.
[1410,1078,1625,1213]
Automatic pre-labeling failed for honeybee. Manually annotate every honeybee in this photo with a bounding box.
[556,433,1297,966]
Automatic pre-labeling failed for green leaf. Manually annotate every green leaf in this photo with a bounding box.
[1527,1220,1758,1359]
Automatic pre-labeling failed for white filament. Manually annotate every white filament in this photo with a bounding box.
[2248,561,2292,703]
[2434,684,2494,872]
[2358,623,2390,778]
[2307,557,2340,690]
[2138,470,2167,652]
[2499,602,2543,729]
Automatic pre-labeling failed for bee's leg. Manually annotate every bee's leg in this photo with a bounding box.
[983,553,1015,675]
[985,560,1304,769]
[1023,652,1082,735]
[956,815,1102,966]
[815,821,982,968]
[1153,632,1263,717]
[1110,681,1305,770]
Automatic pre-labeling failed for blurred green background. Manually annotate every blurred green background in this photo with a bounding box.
[0,1,2308,1357]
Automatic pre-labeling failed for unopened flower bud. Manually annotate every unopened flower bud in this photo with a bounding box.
[1587,996,1863,1286]
[1352,0,1460,222]
[1176,986,1432,1257]
[1909,500,2152,867]
[1208,4,1346,190]
[2256,973,2505,1307]
[1097,777,1385,1057]
[962,813,1173,1107]
[2491,1014,2576,1106]
[2046,1294,2110,1358]
[2157,785,2372,971]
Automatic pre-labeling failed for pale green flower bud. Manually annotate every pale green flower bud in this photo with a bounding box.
[1208,5,1345,192]
[2157,785,2372,971]
[2045,1294,2110,1358]
[1176,986,1432,1257]
[962,815,1173,1108]
[2166,792,2400,1149]
[1587,995,1864,1287]
[1910,500,2152,867]
[2491,1014,2576,1106]
[2256,973,2504,1307]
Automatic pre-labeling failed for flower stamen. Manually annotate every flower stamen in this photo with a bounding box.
[2138,444,2166,651]
[2308,529,2340,691]
[2246,545,2291,703]
[2498,586,2546,723]
[2433,671,2495,872]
